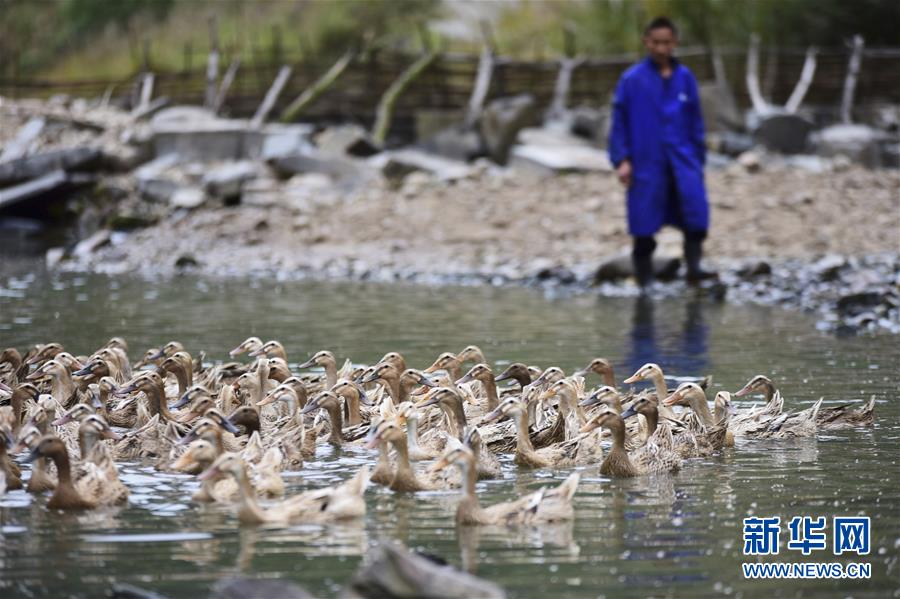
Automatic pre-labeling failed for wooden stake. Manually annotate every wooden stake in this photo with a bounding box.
[745,34,769,114]
[372,50,439,146]
[251,66,292,128]
[280,49,355,122]
[784,47,817,114]
[840,35,864,124]
[205,16,220,109]
[213,59,241,114]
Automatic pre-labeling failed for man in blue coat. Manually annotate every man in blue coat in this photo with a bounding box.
[608,17,717,288]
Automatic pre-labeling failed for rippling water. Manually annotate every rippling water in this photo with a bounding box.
[1,265,898,598]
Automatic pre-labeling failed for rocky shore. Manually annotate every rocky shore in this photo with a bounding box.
[66,165,899,334]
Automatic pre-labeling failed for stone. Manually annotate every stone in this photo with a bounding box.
[169,187,206,209]
[202,161,260,199]
[420,126,483,162]
[174,254,200,269]
[480,94,537,164]
[0,146,102,186]
[812,255,846,282]
[369,149,473,182]
[737,151,761,172]
[0,170,70,210]
[752,114,815,154]
[0,117,46,162]
[812,124,888,168]
[45,247,65,269]
[106,214,156,230]
[836,291,885,316]
[510,128,612,175]
[708,131,754,157]
[72,229,111,258]
[348,542,504,599]
[569,106,608,142]
[738,261,772,278]
[592,255,681,283]
[314,124,380,157]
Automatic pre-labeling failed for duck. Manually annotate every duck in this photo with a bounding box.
[6,382,40,435]
[0,421,23,490]
[665,382,821,440]
[581,409,681,477]
[24,342,65,368]
[736,375,874,430]
[622,395,727,457]
[299,391,349,447]
[480,397,597,469]
[25,434,127,509]
[575,357,618,388]
[74,415,129,504]
[249,340,288,362]
[297,350,340,390]
[424,353,465,388]
[159,351,194,399]
[1,348,28,386]
[494,363,538,391]
[365,418,456,492]
[331,379,371,427]
[229,337,263,358]
[26,357,82,408]
[456,363,501,412]
[199,452,368,525]
[622,363,681,420]
[431,437,580,526]
[456,345,487,366]
[13,425,56,492]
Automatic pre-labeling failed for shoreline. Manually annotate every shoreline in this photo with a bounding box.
[42,165,898,335]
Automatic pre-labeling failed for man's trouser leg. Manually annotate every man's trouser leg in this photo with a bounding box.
[683,229,718,284]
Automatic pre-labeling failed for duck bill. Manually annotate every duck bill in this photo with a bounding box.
[299,401,319,415]
[360,371,379,384]
[480,406,503,425]
[25,369,47,382]
[197,466,220,482]
[170,393,192,410]
[364,434,382,450]
[662,391,683,407]
[455,373,474,386]
[579,420,600,434]
[171,451,196,471]
[178,430,199,446]
[148,349,165,361]
[256,394,278,407]
[101,428,122,441]
[734,384,752,397]
[579,395,602,408]
[247,347,265,358]
[414,393,441,409]
[417,374,438,388]
[228,347,243,357]
[51,414,75,426]
[623,374,641,384]
[429,457,450,472]
[297,357,317,369]
[0,381,11,394]
[356,386,371,406]
[220,418,240,435]
[114,384,137,398]
[620,405,638,419]
[72,364,95,377]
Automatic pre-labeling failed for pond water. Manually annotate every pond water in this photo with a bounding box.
[0,263,898,598]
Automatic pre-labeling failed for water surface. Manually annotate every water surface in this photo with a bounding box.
[1,266,897,598]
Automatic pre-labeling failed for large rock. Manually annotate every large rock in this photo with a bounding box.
[569,106,608,142]
[509,127,612,175]
[811,124,888,168]
[347,542,505,599]
[752,114,815,154]
[369,149,473,183]
[420,126,483,162]
[0,170,92,210]
[315,124,380,157]
[480,94,537,164]
[269,148,377,191]
[0,146,102,186]
[0,117,46,162]
[202,161,260,200]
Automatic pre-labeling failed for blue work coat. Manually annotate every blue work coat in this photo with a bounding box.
[608,57,709,237]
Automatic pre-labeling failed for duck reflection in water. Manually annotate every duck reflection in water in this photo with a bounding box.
[625,295,709,381]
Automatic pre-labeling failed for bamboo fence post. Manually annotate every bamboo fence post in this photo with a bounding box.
[784,47,818,114]
[280,49,355,122]
[745,34,769,114]
[251,65,292,128]
[371,49,439,146]
[213,59,241,114]
[840,35,864,124]
[204,16,220,109]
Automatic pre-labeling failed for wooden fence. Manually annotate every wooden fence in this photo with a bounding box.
[2,46,898,140]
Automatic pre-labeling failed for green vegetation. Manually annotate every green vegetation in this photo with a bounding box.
[0,0,897,80]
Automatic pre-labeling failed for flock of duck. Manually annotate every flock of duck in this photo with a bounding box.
[0,338,876,528]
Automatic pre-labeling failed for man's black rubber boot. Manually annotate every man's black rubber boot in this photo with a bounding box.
[632,252,655,290]
[684,236,718,286]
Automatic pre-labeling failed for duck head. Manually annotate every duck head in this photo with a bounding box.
[579,386,620,409]
[663,382,706,407]
[624,363,663,384]
[734,375,774,397]
[297,350,335,369]
[229,336,262,358]
[456,345,486,365]
[456,363,492,386]
[480,396,525,425]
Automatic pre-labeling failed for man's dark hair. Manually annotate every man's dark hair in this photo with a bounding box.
[644,16,677,37]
